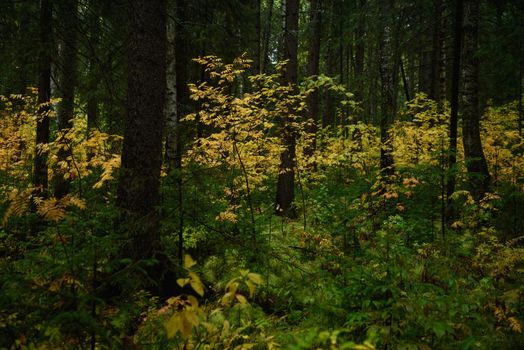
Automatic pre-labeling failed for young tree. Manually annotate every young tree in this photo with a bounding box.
[461,0,490,200]
[276,0,299,217]
[117,0,166,262]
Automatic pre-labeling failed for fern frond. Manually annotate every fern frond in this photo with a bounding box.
[2,188,33,226]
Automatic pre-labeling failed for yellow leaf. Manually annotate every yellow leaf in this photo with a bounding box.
[247,272,263,285]
[187,295,199,307]
[177,278,189,287]
[184,254,197,269]
[190,280,204,296]
[246,280,256,297]
[236,294,247,304]
[180,314,193,339]
[165,314,181,339]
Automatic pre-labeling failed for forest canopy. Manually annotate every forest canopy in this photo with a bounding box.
[0,0,523,349]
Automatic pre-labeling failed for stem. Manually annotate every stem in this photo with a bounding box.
[295,162,307,231]
[178,172,184,267]
[232,140,256,247]
[440,137,446,241]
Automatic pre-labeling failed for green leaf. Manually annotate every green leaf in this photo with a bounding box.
[431,321,452,338]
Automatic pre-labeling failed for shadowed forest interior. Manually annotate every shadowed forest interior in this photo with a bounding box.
[1,0,524,348]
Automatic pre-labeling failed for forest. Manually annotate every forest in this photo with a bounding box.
[0,0,523,348]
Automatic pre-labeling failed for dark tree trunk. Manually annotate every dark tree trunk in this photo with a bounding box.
[117,0,166,263]
[419,50,432,96]
[174,0,190,171]
[254,0,262,73]
[173,0,191,266]
[54,0,78,199]
[33,0,52,198]
[354,0,366,114]
[378,0,396,177]
[262,0,274,73]
[276,0,299,217]
[437,0,447,105]
[304,0,321,158]
[87,0,100,132]
[461,0,490,200]
[323,0,337,128]
[165,0,177,169]
[431,0,443,103]
[446,0,463,215]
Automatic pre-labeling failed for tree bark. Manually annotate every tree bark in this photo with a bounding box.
[276,0,299,217]
[446,0,463,216]
[174,0,190,171]
[431,0,443,103]
[461,0,490,200]
[33,0,52,198]
[323,0,337,128]
[262,0,274,73]
[117,0,166,262]
[165,0,177,169]
[354,0,366,116]
[254,0,262,73]
[87,0,100,132]
[304,0,321,158]
[378,0,396,178]
[54,0,78,199]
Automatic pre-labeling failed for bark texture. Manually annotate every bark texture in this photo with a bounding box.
[276,0,299,217]
[461,0,490,200]
[378,0,396,178]
[87,0,100,132]
[33,0,52,197]
[446,0,463,216]
[354,0,366,113]
[117,0,166,261]
[54,0,78,199]
[304,0,321,158]
[165,0,177,169]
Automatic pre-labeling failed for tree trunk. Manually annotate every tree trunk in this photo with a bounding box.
[323,0,337,129]
[354,0,366,116]
[304,0,321,158]
[117,0,166,263]
[461,0,490,200]
[54,0,78,199]
[174,0,190,171]
[165,0,177,169]
[262,0,274,73]
[446,0,463,216]
[254,0,262,73]
[87,0,100,132]
[33,0,52,198]
[437,0,447,105]
[276,0,299,217]
[378,0,396,178]
[431,0,443,102]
